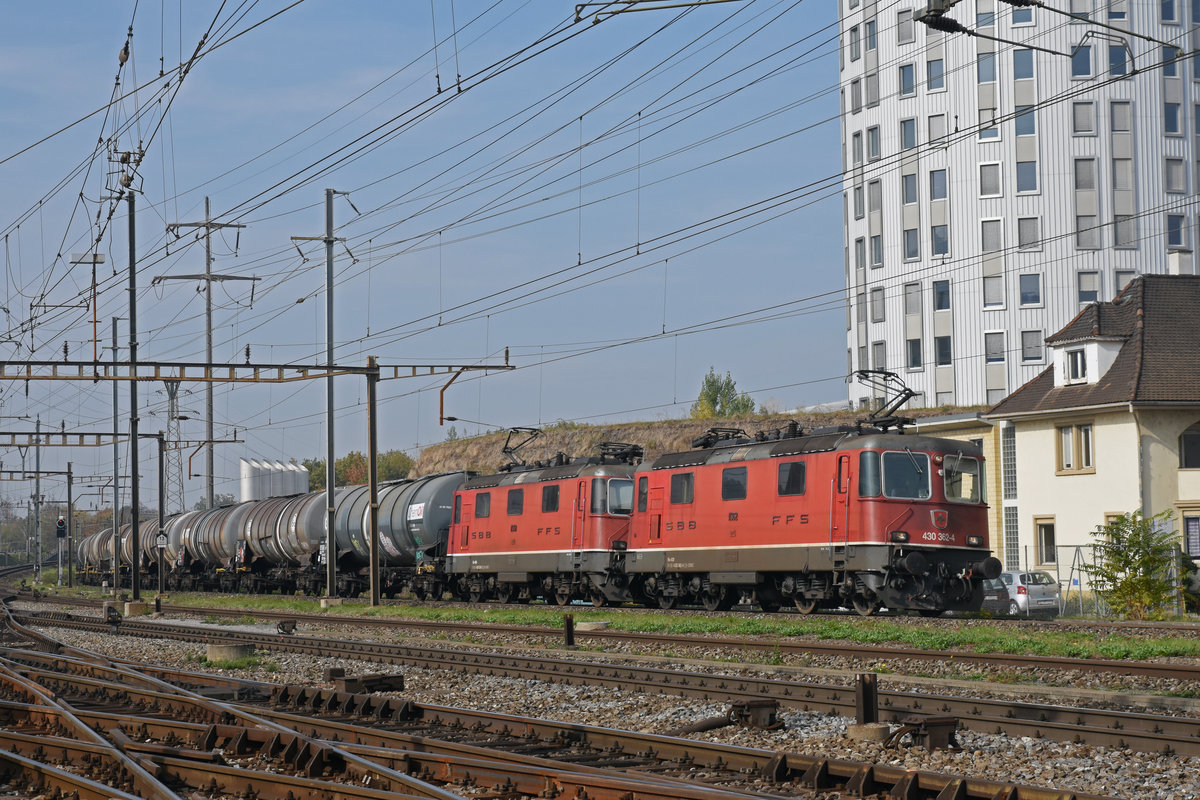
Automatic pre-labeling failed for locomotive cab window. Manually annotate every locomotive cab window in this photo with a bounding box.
[777,461,806,495]
[609,479,633,515]
[722,467,747,500]
[453,495,462,524]
[670,472,694,504]
[507,488,524,515]
[542,485,560,513]
[858,452,881,497]
[637,476,648,512]
[475,492,491,518]
[591,479,608,514]
[943,454,983,503]
[881,450,931,499]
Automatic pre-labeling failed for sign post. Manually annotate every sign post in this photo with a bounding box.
[156,530,167,595]
[55,516,66,587]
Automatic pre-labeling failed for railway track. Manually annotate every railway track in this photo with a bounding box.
[19,591,1200,682]
[0,606,1115,800]
[16,606,1200,759]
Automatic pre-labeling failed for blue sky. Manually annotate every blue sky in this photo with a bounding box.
[0,1,844,512]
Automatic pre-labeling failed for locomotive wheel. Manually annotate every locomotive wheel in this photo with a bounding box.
[792,596,818,614]
[851,594,881,616]
[467,590,482,603]
[495,584,513,604]
[657,595,676,610]
[590,591,608,608]
[554,588,573,606]
[700,587,730,612]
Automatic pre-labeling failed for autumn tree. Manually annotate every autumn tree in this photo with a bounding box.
[690,367,757,419]
[304,449,414,490]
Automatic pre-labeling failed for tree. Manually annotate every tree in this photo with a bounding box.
[304,449,414,489]
[303,457,326,492]
[690,367,757,419]
[378,449,414,481]
[1088,509,1182,620]
[335,451,368,486]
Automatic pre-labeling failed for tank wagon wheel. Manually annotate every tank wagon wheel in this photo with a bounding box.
[757,596,782,613]
[412,588,427,601]
[657,595,677,610]
[792,596,818,615]
[590,591,608,608]
[700,587,731,612]
[851,594,881,617]
[554,588,573,606]
[495,584,513,604]
[467,589,483,603]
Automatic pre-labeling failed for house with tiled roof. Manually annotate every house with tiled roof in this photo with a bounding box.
[985,274,1200,578]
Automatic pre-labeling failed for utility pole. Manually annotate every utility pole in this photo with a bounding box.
[111,318,120,593]
[162,381,184,514]
[33,415,40,582]
[161,197,249,510]
[128,189,142,601]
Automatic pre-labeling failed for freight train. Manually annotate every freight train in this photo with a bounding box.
[76,371,1002,616]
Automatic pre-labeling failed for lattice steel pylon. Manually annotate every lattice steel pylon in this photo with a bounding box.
[162,380,185,514]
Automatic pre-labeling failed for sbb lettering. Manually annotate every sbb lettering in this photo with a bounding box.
[664,520,697,531]
[470,530,492,540]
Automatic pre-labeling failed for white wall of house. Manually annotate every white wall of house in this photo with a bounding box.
[1133,408,1200,522]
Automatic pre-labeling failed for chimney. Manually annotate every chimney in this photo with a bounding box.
[1167,249,1194,275]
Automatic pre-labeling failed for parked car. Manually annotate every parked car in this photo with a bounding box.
[979,577,1011,615]
[998,570,1061,617]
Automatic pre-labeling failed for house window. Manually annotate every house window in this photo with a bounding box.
[928,113,946,142]
[1109,43,1128,76]
[907,338,923,368]
[904,282,921,315]
[870,234,883,265]
[1067,348,1088,382]
[980,163,1001,196]
[1012,6,1033,23]
[985,332,1005,362]
[855,237,866,269]
[1019,273,1042,305]
[903,228,920,259]
[931,224,949,255]
[1185,515,1200,557]
[1163,45,1180,76]
[901,118,917,148]
[1018,217,1041,249]
[1076,215,1100,249]
[872,340,887,369]
[865,20,876,49]
[929,169,947,200]
[1115,269,1136,290]
[1057,423,1094,472]
[1077,271,1099,304]
[1017,161,1038,192]
[1166,158,1186,193]
[928,58,945,90]
[934,335,952,366]
[1168,214,1187,248]
[854,185,864,218]
[852,132,863,164]
[897,9,915,43]
[983,275,1004,307]
[868,179,881,212]
[1163,0,1178,21]
[870,287,885,321]
[902,173,918,204]
[1074,158,1096,190]
[1021,330,1043,362]
[670,472,694,504]
[1013,48,1034,79]
[1037,518,1057,564]
[1072,102,1095,135]
[899,64,915,96]
[933,280,950,310]
[1179,422,1200,468]
[866,126,880,159]
[1015,105,1036,135]
[1071,44,1092,77]
[981,219,1002,252]
[1166,102,1182,134]
[850,80,862,113]
[977,52,996,82]
[1114,215,1137,248]
[1111,101,1132,131]
[849,25,861,61]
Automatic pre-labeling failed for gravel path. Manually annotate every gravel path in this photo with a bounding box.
[19,607,1200,800]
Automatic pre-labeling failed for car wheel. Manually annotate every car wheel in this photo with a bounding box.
[1007,600,1020,616]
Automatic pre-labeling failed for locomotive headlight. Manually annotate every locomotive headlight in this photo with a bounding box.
[967,535,984,547]
[890,531,909,543]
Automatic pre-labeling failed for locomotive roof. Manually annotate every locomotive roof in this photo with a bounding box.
[640,426,982,470]
[462,461,634,489]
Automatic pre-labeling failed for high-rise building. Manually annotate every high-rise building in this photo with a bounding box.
[841,0,1198,409]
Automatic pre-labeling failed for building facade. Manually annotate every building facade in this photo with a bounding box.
[840,0,1199,409]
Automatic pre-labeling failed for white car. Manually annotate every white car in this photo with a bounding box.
[998,570,1061,617]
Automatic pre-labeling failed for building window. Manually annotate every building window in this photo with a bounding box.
[928,113,947,142]
[1163,0,1178,21]
[1078,271,1099,304]
[1019,273,1042,305]
[901,118,917,149]
[870,286,885,321]
[872,340,886,369]
[904,282,921,315]
[927,58,945,90]
[934,335,952,366]
[1076,215,1100,249]
[1015,105,1036,135]
[1021,330,1043,362]
[897,9,915,43]
[1185,516,1200,558]
[931,224,949,255]
[865,72,879,106]
[1074,157,1096,190]
[1109,0,1127,18]
[979,108,999,139]
[981,219,1003,252]
[1037,519,1057,564]
[1067,348,1088,381]
[1111,101,1132,131]
[1070,0,1091,18]
[983,275,1004,307]
[849,25,861,61]
[1017,161,1038,192]
[1166,102,1182,134]
[977,9,996,26]
[1057,423,1094,473]
[929,169,947,200]
[1013,48,1034,79]
[853,185,864,218]
[1114,214,1136,248]
[852,132,862,165]
[1168,214,1187,247]
[902,173,918,204]
[856,292,867,325]
[1163,45,1180,76]
[1115,269,1136,290]
[1012,6,1034,23]
[985,332,1005,362]
[899,64,915,96]
[1018,217,1041,249]
[1072,101,1095,135]
[907,338,923,368]
[933,279,950,310]
[1180,423,1200,468]
[1166,158,1186,193]
[1071,44,1092,77]
[868,179,881,212]
[850,79,862,113]
[865,20,877,50]
[1109,43,1128,76]
[1112,157,1133,192]
[870,234,883,266]
[866,126,880,159]
[1002,425,1018,501]
[903,227,920,259]
[980,163,1001,196]
[977,51,996,82]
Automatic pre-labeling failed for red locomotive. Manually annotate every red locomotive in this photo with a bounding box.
[447,372,1001,615]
